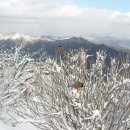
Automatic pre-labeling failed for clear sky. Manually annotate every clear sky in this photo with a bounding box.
[72,0,130,12]
[0,0,130,37]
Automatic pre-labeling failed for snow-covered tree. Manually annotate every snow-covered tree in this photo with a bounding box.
[0,48,130,130]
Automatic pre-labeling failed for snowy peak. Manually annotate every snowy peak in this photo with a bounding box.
[0,32,23,40]
[0,32,62,42]
[0,32,41,45]
[9,32,23,40]
[0,32,90,42]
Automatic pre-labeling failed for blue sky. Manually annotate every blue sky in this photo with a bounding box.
[72,0,130,12]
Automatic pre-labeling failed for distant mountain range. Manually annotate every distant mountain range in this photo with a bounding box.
[85,35,130,50]
[0,32,129,60]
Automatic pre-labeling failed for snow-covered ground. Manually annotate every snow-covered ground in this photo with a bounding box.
[0,121,38,130]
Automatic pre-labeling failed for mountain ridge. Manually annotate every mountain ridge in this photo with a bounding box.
[0,32,129,60]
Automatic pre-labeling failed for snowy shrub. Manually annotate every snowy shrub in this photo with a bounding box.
[0,48,130,130]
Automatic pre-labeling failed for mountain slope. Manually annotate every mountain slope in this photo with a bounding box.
[85,35,130,51]
[0,33,128,59]
[23,37,126,61]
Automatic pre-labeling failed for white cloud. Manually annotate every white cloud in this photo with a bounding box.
[0,0,130,37]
